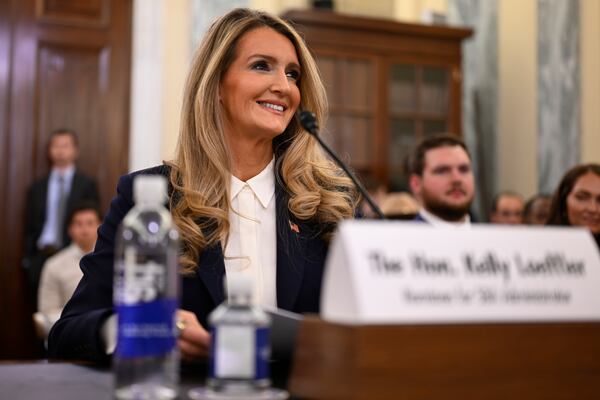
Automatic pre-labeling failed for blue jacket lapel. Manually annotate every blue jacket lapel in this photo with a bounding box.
[196,243,226,306]
[275,183,307,310]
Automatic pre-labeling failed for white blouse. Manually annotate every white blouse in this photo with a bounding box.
[224,158,277,308]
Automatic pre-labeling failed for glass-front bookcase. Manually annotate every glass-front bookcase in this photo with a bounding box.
[284,10,472,190]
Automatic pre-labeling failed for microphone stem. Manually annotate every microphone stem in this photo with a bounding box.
[310,133,385,219]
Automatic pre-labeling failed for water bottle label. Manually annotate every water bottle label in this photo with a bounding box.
[116,258,167,305]
[116,298,177,358]
[210,326,270,380]
[255,327,269,380]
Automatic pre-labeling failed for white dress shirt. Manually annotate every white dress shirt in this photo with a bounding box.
[35,243,85,338]
[419,207,471,228]
[38,166,75,247]
[224,158,277,308]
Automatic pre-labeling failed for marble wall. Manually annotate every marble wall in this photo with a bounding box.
[191,0,250,51]
[129,0,164,171]
[448,0,498,218]
[538,0,580,194]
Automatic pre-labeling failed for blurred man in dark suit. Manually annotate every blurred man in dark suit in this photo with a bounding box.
[23,129,99,310]
[409,134,475,227]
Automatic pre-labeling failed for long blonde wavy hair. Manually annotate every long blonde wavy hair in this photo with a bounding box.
[167,8,357,274]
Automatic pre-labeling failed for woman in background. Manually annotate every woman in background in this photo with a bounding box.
[547,163,600,248]
[49,8,357,362]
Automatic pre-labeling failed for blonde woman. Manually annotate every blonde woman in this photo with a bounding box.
[49,8,357,362]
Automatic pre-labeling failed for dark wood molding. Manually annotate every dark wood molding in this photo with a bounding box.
[35,0,111,28]
[284,9,473,41]
[290,317,600,399]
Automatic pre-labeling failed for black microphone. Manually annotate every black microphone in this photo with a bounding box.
[299,111,385,219]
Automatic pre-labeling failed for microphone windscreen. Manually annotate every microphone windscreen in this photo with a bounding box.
[299,111,319,135]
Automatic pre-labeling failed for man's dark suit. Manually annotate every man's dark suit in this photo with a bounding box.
[48,165,330,362]
[23,170,99,308]
[24,170,99,258]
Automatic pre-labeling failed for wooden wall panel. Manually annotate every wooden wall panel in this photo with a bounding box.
[36,0,110,27]
[0,0,15,351]
[0,0,132,359]
[36,45,106,176]
[0,1,12,197]
[0,0,38,360]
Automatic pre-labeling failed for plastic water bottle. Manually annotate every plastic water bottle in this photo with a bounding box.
[208,275,271,393]
[113,175,180,400]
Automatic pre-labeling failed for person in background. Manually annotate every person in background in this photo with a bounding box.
[523,194,552,225]
[48,8,357,363]
[409,134,475,227]
[358,175,387,218]
[34,202,102,340]
[489,191,525,224]
[547,163,600,248]
[23,129,99,310]
[380,192,419,220]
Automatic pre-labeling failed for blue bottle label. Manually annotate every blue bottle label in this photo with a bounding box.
[209,326,270,380]
[255,327,270,380]
[116,298,177,358]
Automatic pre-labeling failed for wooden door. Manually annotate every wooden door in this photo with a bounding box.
[0,0,132,358]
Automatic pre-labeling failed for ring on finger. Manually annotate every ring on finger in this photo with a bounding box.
[176,319,187,333]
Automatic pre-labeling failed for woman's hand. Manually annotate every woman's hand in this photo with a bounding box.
[176,309,211,361]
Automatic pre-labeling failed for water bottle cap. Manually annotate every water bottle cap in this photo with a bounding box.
[134,175,167,205]
[226,274,253,300]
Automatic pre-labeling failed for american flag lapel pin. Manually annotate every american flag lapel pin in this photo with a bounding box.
[289,220,300,233]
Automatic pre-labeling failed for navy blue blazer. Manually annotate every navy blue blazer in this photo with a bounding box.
[48,165,330,362]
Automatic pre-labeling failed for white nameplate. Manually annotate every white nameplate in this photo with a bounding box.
[321,221,600,324]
